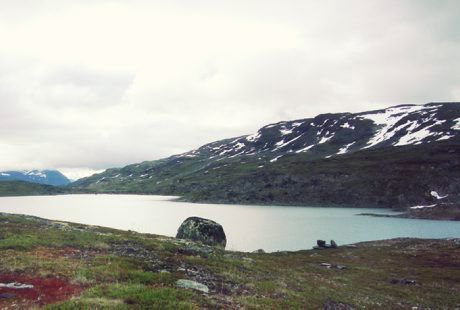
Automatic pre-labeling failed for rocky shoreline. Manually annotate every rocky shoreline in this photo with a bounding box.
[359,203,460,221]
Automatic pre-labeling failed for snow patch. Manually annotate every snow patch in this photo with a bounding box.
[95,177,106,184]
[273,134,303,150]
[452,117,460,130]
[360,105,436,148]
[430,191,448,200]
[24,170,47,178]
[437,135,454,141]
[280,128,293,136]
[219,149,232,156]
[270,155,283,162]
[318,134,334,144]
[337,142,356,154]
[395,119,446,146]
[295,145,314,153]
[410,204,436,209]
[234,142,245,150]
[246,132,261,142]
[340,122,355,130]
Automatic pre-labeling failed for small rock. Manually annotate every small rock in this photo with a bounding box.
[125,247,136,255]
[0,282,34,289]
[390,278,417,285]
[252,249,265,254]
[323,299,355,309]
[176,279,209,293]
[320,263,347,270]
[330,240,338,248]
[317,240,327,247]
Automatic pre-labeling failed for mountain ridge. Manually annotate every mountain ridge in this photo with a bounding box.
[72,102,460,208]
[0,170,70,186]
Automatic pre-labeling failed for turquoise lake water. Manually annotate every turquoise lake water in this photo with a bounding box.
[0,194,458,252]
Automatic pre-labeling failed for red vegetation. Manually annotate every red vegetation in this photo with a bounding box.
[0,273,84,307]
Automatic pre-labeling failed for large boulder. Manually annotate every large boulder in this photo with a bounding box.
[176,217,227,248]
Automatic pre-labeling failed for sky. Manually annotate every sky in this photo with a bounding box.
[0,0,459,179]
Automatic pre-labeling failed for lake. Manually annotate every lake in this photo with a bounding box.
[0,194,458,252]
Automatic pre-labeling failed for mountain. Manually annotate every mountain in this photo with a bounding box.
[0,170,71,186]
[72,102,460,208]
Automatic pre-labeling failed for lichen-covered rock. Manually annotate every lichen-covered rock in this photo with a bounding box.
[176,217,226,248]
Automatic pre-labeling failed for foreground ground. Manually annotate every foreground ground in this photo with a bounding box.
[0,213,458,309]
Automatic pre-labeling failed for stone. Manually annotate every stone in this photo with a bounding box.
[317,240,326,247]
[242,257,255,263]
[390,278,417,285]
[330,240,338,248]
[323,299,355,309]
[252,249,265,254]
[176,279,209,293]
[176,217,226,248]
[0,282,34,289]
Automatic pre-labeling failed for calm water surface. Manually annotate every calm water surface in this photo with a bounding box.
[0,194,458,252]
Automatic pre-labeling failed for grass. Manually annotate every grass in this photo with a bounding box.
[54,285,200,309]
[0,213,458,308]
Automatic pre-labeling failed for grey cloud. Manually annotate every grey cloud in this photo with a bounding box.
[0,0,458,175]
[41,67,134,108]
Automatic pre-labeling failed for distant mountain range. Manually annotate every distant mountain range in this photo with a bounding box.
[71,102,460,208]
[0,170,70,186]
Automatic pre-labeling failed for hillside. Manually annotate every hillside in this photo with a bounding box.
[0,170,70,186]
[0,181,65,196]
[0,213,459,308]
[72,102,460,208]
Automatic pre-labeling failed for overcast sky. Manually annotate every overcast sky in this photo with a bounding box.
[0,0,459,179]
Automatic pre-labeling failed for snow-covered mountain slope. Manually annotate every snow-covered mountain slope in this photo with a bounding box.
[72,102,460,209]
[0,170,70,186]
[179,102,460,162]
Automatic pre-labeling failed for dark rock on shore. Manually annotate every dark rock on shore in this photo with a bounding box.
[314,240,338,249]
[176,217,227,248]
